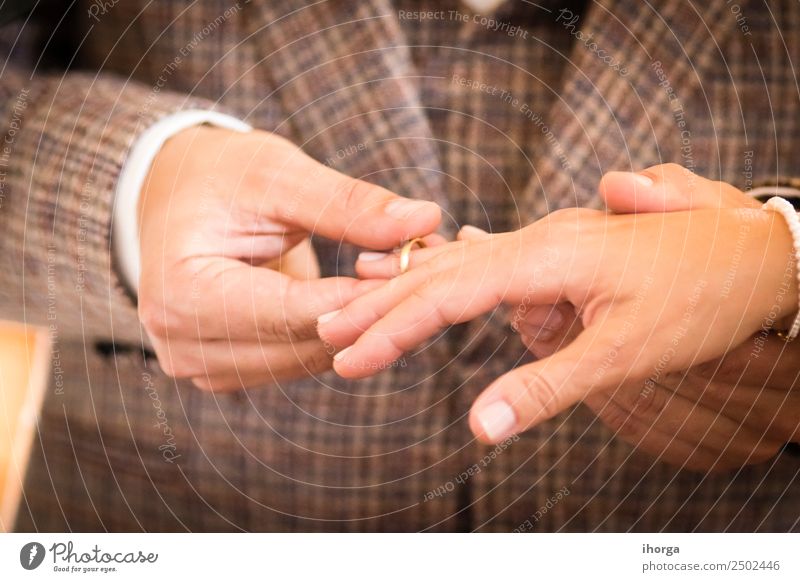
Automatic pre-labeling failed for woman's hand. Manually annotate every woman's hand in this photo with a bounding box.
[517,165,800,471]
[317,166,798,452]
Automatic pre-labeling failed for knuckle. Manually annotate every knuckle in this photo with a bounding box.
[263,315,296,342]
[155,349,197,379]
[408,276,449,327]
[302,347,333,374]
[640,163,683,185]
[704,383,737,409]
[692,358,719,380]
[416,255,451,287]
[384,337,407,360]
[334,177,375,214]
[545,207,584,224]
[661,162,685,173]
[713,179,735,195]
[517,369,562,423]
[149,336,202,380]
[138,294,190,338]
[602,405,643,441]
[271,281,309,341]
[149,342,174,377]
[138,300,170,338]
[157,357,178,378]
[167,359,197,379]
[405,265,441,304]
[417,259,448,284]
[628,384,668,418]
[156,361,174,378]
[596,402,625,433]
[694,378,738,409]
[409,279,436,304]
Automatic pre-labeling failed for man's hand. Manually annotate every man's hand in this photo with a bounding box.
[137,125,441,390]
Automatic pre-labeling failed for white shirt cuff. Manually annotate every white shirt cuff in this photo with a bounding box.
[112,110,252,295]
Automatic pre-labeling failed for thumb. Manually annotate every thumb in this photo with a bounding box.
[599,163,760,213]
[274,152,442,249]
[469,326,628,443]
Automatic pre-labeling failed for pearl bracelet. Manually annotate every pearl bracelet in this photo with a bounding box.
[762,196,800,341]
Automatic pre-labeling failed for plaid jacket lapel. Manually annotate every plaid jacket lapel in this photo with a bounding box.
[520,0,738,221]
[247,1,448,216]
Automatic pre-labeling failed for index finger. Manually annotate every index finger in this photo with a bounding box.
[319,232,565,378]
[143,258,383,343]
[330,254,506,378]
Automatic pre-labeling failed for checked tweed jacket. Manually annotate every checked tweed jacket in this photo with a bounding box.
[5,0,800,531]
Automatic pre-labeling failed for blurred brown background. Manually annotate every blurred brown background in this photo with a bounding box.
[0,324,48,532]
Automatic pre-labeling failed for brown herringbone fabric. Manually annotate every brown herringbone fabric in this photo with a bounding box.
[5,0,800,531]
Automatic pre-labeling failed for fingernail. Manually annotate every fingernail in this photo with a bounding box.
[459,225,490,238]
[475,400,517,442]
[385,198,435,220]
[517,308,563,332]
[634,173,654,187]
[333,345,352,363]
[542,309,564,330]
[317,309,341,326]
[535,328,556,342]
[358,251,389,262]
[518,324,555,342]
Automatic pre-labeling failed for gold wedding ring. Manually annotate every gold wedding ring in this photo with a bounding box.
[399,238,427,274]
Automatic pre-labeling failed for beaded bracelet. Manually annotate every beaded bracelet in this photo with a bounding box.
[762,196,800,341]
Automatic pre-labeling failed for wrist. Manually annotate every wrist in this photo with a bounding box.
[114,111,251,292]
[139,125,247,236]
[756,206,800,325]
[140,126,216,214]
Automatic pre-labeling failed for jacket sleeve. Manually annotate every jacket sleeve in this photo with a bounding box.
[0,20,220,345]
